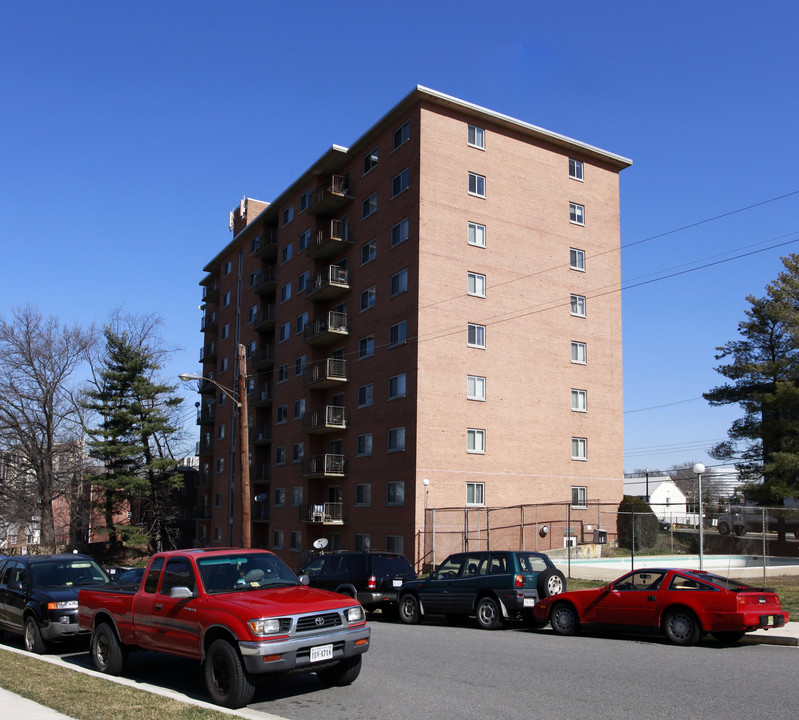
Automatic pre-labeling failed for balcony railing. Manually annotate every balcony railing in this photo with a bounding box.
[196,404,215,425]
[252,384,273,407]
[251,425,272,446]
[253,504,270,523]
[252,266,278,295]
[253,304,277,331]
[201,310,219,333]
[303,358,348,388]
[308,219,353,259]
[308,175,354,217]
[252,343,275,369]
[253,228,278,259]
[304,311,349,345]
[200,342,217,364]
[252,463,271,484]
[302,406,347,434]
[201,278,219,304]
[198,378,216,395]
[300,502,344,525]
[302,454,346,479]
[307,265,350,301]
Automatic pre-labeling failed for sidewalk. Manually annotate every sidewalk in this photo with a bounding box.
[0,688,77,720]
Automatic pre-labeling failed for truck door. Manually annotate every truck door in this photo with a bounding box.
[147,557,202,657]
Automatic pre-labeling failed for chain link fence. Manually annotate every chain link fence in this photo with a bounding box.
[419,502,799,584]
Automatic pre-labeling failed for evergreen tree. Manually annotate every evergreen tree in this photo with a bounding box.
[84,324,185,552]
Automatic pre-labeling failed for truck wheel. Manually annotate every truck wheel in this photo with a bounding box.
[24,616,47,654]
[398,594,420,624]
[203,639,256,708]
[91,623,126,675]
[537,568,566,597]
[316,654,362,685]
[717,521,731,535]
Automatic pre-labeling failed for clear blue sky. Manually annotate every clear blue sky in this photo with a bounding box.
[2,2,798,474]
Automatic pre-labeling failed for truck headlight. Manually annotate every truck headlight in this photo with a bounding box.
[345,606,365,623]
[47,600,78,611]
[248,618,282,636]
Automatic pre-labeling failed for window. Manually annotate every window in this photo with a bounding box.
[362,192,377,219]
[293,398,305,419]
[363,147,379,174]
[297,269,310,293]
[272,530,284,549]
[467,375,486,401]
[571,341,587,364]
[355,483,371,505]
[222,291,231,307]
[466,482,485,506]
[220,356,228,373]
[571,389,587,412]
[247,305,257,324]
[275,447,286,465]
[296,312,308,334]
[276,404,288,424]
[291,486,303,506]
[388,373,406,399]
[221,323,230,339]
[217,424,225,440]
[570,248,585,271]
[360,286,376,311]
[289,531,301,551]
[248,270,259,288]
[571,486,587,508]
[392,168,410,197]
[273,487,285,506]
[282,206,294,225]
[467,323,486,348]
[387,481,405,505]
[359,335,374,359]
[280,282,291,303]
[570,294,586,317]
[223,260,232,276]
[356,433,373,456]
[361,239,377,265]
[468,124,485,149]
[468,172,486,197]
[292,442,304,463]
[387,426,405,452]
[357,384,374,407]
[386,535,404,554]
[281,243,293,264]
[467,272,486,297]
[390,268,408,296]
[467,428,486,454]
[298,229,311,252]
[278,321,290,343]
[355,533,371,552]
[571,437,588,461]
[569,158,584,181]
[391,217,409,247]
[216,457,224,473]
[277,363,289,383]
[299,189,312,212]
[294,355,306,376]
[389,320,407,347]
[393,120,410,149]
[468,222,486,247]
[569,202,585,225]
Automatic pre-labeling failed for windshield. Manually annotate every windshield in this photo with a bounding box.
[31,559,109,588]
[198,553,299,593]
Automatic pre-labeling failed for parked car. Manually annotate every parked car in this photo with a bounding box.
[397,550,565,629]
[0,553,109,653]
[299,551,416,615]
[533,568,789,645]
[79,548,370,708]
[716,508,799,538]
[108,567,145,587]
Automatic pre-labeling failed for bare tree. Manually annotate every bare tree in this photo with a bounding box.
[0,306,95,551]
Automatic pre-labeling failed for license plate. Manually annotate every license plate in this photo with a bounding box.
[393,579,403,587]
[767,615,774,625]
[310,644,333,663]
[523,598,535,607]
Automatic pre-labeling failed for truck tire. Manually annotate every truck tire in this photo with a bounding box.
[24,616,47,654]
[316,654,362,685]
[91,623,126,675]
[717,521,731,535]
[203,639,256,708]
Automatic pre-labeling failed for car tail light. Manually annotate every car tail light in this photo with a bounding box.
[368,575,377,590]
[515,574,524,588]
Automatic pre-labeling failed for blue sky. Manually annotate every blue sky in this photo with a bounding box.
[2,2,798,474]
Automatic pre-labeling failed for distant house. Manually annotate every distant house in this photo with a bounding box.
[624,477,690,525]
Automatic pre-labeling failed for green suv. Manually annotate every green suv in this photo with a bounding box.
[398,550,565,629]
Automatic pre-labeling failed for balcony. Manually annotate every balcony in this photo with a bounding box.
[200,342,217,364]
[252,343,274,369]
[201,277,219,304]
[196,404,215,425]
[251,425,272,446]
[253,228,278,260]
[302,406,347,434]
[198,378,216,395]
[194,506,212,520]
[253,504,270,523]
[199,436,213,454]
[308,219,352,259]
[302,454,347,479]
[253,304,277,332]
[307,175,354,217]
[252,267,277,296]
[201,310,219,334]
[252,384,273,407]
[307,265,350,302]
[300,502,344,525]
[303,358,348,389]
[197,467,213,487]
[252,463,271,484]
[304,311,349,345]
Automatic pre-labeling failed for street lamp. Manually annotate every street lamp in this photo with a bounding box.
[422,478,430,571]
[180,343,251,548]
[693,462,706,571]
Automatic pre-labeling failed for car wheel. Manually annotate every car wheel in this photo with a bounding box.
[24,616,47,654]
[537,568,567,598]
[91,623,126,675]
[475,596,503,630]
[550,602,579,636]
[398,594,420,624]
[717,521,731,535]
[712,631,745,644]
[663,608,702,646]
[203,639,256,708]
[316,655,362,685]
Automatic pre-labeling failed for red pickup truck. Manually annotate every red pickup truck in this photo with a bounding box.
[78,548,370,708]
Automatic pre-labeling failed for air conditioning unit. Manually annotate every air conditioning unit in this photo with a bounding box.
[593,529,608,544]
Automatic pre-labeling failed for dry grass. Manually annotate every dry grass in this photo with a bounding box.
[0,649,232,720]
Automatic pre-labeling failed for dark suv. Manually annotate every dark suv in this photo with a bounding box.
[398,550,565,629]
[0,553,109,653]
[299,551,416,614]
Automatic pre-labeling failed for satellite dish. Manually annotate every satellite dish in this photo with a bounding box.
[254,493,268,503]
[313,538,328,550]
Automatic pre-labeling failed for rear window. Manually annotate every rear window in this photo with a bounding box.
[373,555,414,577]
[516,553,550,573]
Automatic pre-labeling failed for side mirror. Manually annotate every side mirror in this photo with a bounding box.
[298,574,310,586]
[170,586,194,599]
[428,571,438,580]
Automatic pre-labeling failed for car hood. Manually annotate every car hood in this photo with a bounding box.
[205,584,360,614]
[31,587,82,603]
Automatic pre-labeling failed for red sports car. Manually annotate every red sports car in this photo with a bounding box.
[533,568,789,645]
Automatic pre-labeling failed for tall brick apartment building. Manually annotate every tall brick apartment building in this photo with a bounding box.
[191,86,631,566]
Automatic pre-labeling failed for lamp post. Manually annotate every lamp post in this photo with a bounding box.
[422,478,430,572]
[180,343,251,548]
[693,462,705,571]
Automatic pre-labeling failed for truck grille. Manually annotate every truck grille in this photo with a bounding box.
[295,612,343,633]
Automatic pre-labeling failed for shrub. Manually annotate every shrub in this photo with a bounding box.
[617,495,659,550]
